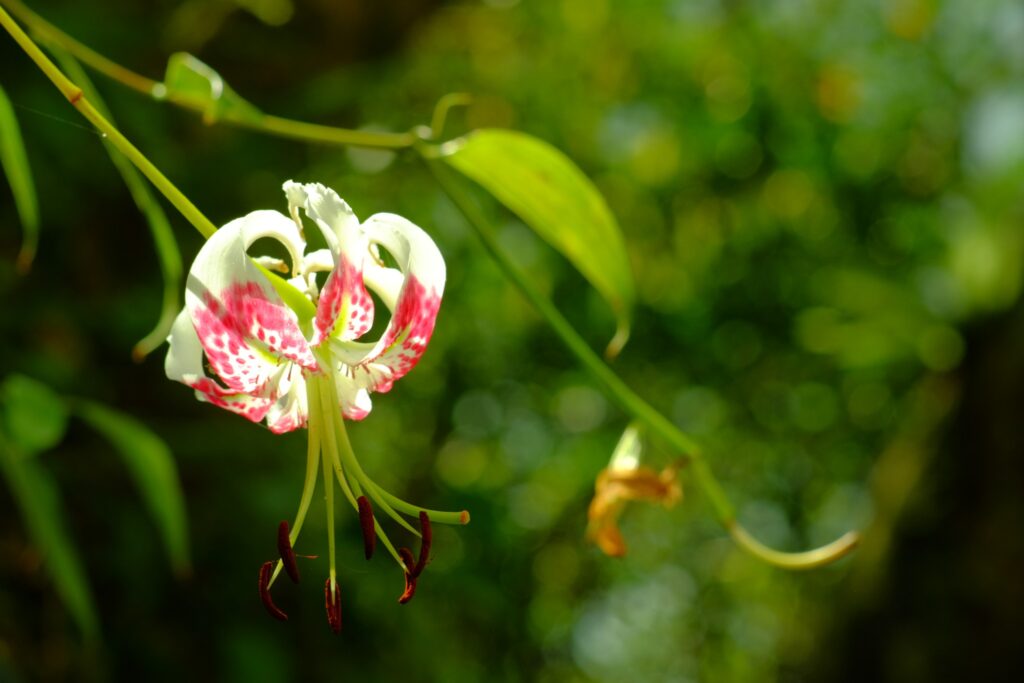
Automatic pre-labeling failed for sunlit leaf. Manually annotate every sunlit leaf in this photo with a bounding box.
[0,83,40,273]
[0,435,99,639]
[50,48,182,360]
[442,129,634,356]
[161,52,264,124]
[74,401,190,575]
[0,374,68,456]
[608,422,643,472]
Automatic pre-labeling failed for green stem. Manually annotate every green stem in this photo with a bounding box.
[727,522,861,570]
[1,0,157,95]
[268,379,323,589]
[425,155,861,569]
[0,0,417,150]
[314,373,406,570]
[0,3,216,238]
[246,115,416,150]
[316,389,338,591]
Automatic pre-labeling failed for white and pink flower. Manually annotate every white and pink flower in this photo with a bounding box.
[165,182,466,631]
[165,181,444,432]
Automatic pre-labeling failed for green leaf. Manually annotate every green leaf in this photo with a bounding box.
[0,83,40,273]
[442,129,635,356]
[0,374,68,455]
[161,52,264,124]
[0,434,99,639]
[74,401,190,575]
[50,48,183,361]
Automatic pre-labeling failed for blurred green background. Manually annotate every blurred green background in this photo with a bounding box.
[2,0,1024,680]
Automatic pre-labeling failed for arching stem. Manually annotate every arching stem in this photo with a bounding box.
[0,4,217,239]
[424,156,861,570]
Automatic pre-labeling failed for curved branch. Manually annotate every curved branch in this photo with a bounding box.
[425,155,863,571]
[0,0,417,150]
[728,522,861,570]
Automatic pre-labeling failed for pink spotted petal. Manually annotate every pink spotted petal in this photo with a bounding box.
[185,210,317,395]
[189,377,274,424]
[312,255,375,345]
[345,213,446,394]
[165,309,274,424]
[284,182,376,346]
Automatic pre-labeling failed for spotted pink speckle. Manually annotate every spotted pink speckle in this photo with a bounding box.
[313,256,374,345]
[193,282,316,397]
[355,275,440,394]
[188,377,273,423]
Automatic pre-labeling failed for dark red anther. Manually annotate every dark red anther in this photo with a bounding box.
[324,578,342,634]
[357,496,376,560]
[258,561,288,621]
[413,511,432,577]
[397,547,418,604]
[277,521,300,583]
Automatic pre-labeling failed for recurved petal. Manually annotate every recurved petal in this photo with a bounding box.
[311,255,375,346]
[283,182,363,263]
[344,213,446,394]
[265,368,309,433]
[283,182,374,346]
[334,373,373,421]
[186,210,317,395]
[165,309,274,424]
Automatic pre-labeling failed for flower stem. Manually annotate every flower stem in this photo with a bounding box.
[314,373,406,570]
[424,155,860,570]
[320,370,421,538]
[0,3,217,239]
[269,379,323,589]
[727,522,861,570]
[317,395,338,592]
[0,0,417,150]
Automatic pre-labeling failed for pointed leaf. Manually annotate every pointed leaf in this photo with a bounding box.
[0,434,99,639]
[442,129,634,355]
[49,48,183,360]
[0,374,68,456]
[608,423,643,472]
[161,52,263,124]
[0,83,40,273]
[74,401,190,575]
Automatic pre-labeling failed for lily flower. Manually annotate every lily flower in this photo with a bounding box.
[587,425,681,557]
[165,181,469,631]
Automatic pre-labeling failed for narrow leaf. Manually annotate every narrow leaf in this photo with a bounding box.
[0,374,68,455]
[0,83,40,273]
[161,52,264,124]
[50,48,183,360]
[0,434,99,639]
[442,129,634,356]
[74,401,190,575]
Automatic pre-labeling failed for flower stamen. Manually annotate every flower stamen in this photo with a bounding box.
[258,561,288,621]
[397,512,433,604]
[397,547,418,604]
[324,578,342,634]
[277,520,300,583]
[357,495,376,560]
[413,511,432,577]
